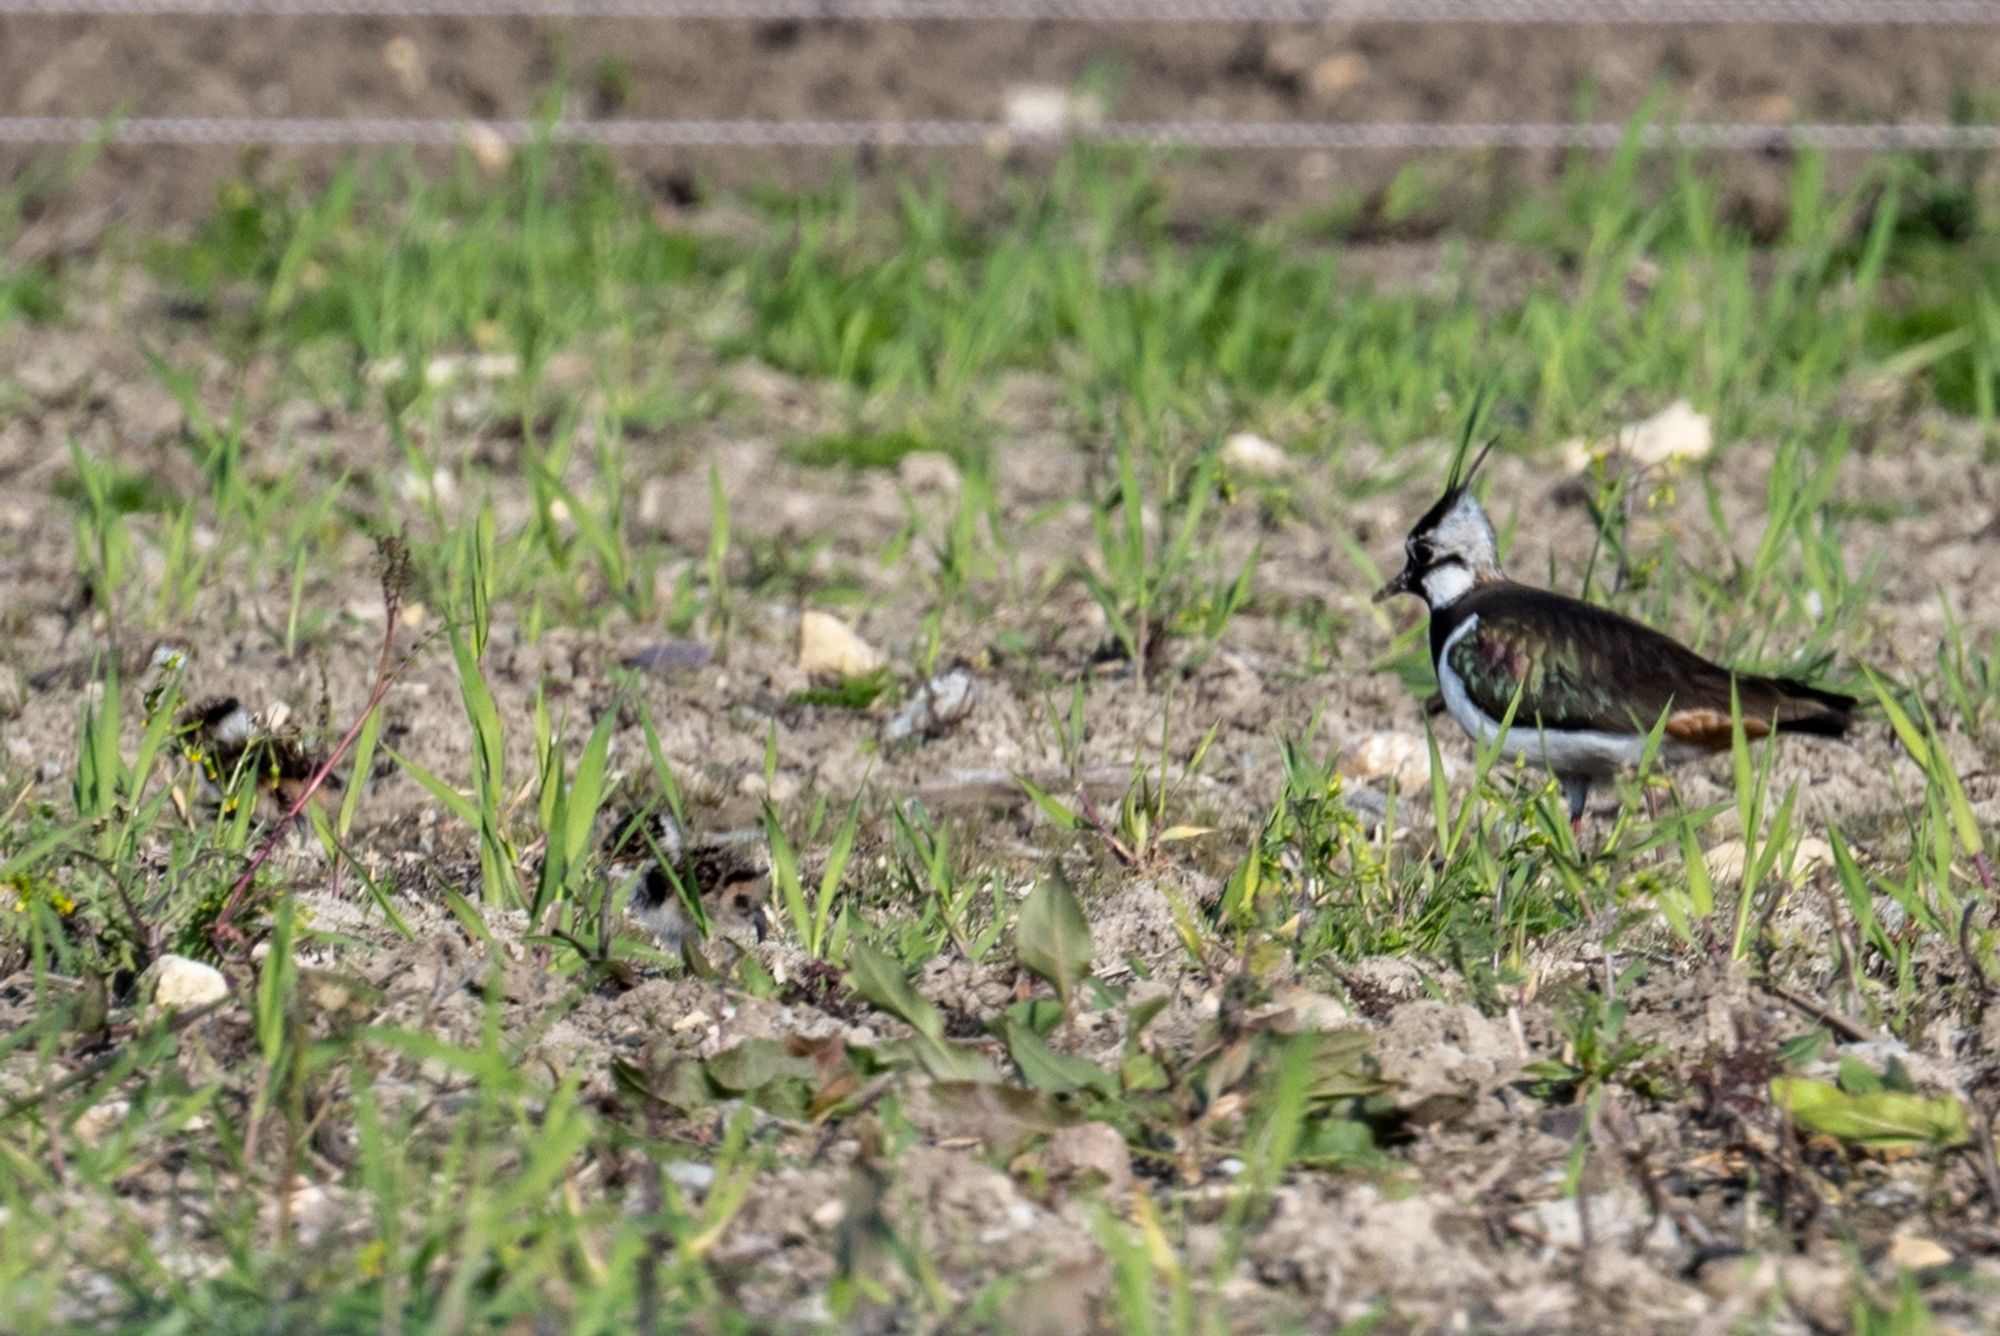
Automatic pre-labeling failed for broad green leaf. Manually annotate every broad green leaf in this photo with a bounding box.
[1678,821,1714,921]
[1835,1056,1887,1095]
[1120,1052,1170,1093]
[846,940,944,1042]
[1771,1078,1969,1149]
[448,626,505,797]
[997,1016,1116,1096]
[1776,1030,1830,1068]
[366,1026,520,1089]
[439,888,492,945]
[1294,1116,1379,1166]
[1219,846,1262,923]
[613,1056,719,1114]
[1016,874,1093,1010]
[704,1038,817,1095]
[1866,669,1932,770]
[1301,1029,1386,1102]
[1870,327,1971,384]
[919,1081,1073,1156]
[1006,998,1068,1038]
[1242,1033,1314,1189]
[907,1034,1002,1083]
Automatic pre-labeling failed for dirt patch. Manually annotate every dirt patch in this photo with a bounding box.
[6,17,2000,234]
[6,186,2000,1326]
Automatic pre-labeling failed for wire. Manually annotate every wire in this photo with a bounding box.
[2,115,1996,149]
[1,0,1999,20]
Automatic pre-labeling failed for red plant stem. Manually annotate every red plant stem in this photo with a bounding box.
[209,582,407,951]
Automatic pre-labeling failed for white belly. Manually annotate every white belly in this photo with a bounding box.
[1435,615,1664,779]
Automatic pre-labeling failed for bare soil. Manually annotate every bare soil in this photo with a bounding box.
[7,17,2000,1331]
[6,15,2000,235]
[5,256,2000,1327]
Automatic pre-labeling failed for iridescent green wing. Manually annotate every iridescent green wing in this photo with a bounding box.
[1447,607,1695,734]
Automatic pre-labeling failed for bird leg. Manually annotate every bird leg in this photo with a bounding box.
[1562,776,1591,842]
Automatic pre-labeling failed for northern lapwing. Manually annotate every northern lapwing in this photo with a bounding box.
[601,808,770,956]
[1373,446,1856,829]
[177,696,334,823]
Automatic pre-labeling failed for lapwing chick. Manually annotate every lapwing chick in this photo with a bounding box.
[601,808,770,956]
[177,696,334,823]
[1373,448,1856,830]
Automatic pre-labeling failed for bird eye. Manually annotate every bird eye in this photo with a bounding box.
[1409,540,1434,565]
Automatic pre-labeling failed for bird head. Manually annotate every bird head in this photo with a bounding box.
[1373,440,1504,609]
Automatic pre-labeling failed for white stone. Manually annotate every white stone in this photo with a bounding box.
[1557,398,1713,473]
[1222,431,1290,476]
[462,122,512,177]
[1001,85,1103,139]
[882,668,978,745]
[286,1182,349,1249]
[150,955,228,1011]
[1620,401,1712,467]
[667,1162,716,1194]
[1515,1190,1678,1253]
[382,36,426,95]
[1887,1235,1952,1271]
[1308,50,1370,100]
[73,1099,130,1147]
[394,472,454,508]
[1268,983,1352,1032]
[1336,731,1453,794]
[1794,836,1835,875]
[1619,399,1712,467]
[424,352,520,387]
[797,610,886,677]
[638,478,674,528]
[737,770,802,804]
[1703,835,1833,885]
[363,356,407,385]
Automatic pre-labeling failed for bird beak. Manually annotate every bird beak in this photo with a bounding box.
[1373,563,1416,604]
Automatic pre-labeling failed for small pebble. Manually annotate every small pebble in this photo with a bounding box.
[1222,431,1290,476]
[667,1162,716,1194]
[622,641,713,675]
[150,955,228,1011]
[882,668,978,746]
[797,611,885,677]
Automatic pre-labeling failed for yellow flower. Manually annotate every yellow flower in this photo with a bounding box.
[7,875,76,917]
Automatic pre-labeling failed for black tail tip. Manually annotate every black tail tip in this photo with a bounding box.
[1778,678,1858,736]
[1784,710,1853,739]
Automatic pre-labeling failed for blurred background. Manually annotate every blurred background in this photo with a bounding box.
[6,3,2000,234]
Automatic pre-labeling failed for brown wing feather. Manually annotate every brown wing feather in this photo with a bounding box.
[1450,587,1743,733]
[1451,585,1855,742]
